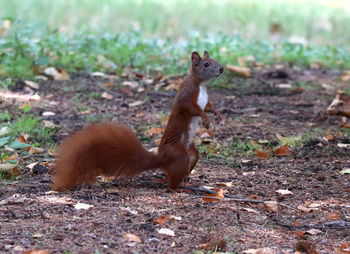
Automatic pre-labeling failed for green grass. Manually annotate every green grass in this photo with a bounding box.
[0,78,16,89]
[300,127,325,144]
[0,1,350,80]
[0,110,11,121]
[210,127,345,157]
[220,139,261,157]
[0,114,55,147]
[1,23,350,81]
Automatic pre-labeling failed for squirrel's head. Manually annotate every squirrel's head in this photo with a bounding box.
[191,51,224,81]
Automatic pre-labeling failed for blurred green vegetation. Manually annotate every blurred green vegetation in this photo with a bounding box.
[1,0,350,45]
[0,0,350,79]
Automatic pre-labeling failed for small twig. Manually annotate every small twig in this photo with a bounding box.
[270,215,350,230]
[157,204,197,213]
[179,185,216,194]
[195,195,265,204]
[278,203,301,213]
[95,82,122,97]
[180,185,266,203]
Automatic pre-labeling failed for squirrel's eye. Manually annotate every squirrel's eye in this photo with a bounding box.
[204,62,210,67]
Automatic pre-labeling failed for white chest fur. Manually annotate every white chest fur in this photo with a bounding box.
[187,84,209,147]
[197,84,209,110]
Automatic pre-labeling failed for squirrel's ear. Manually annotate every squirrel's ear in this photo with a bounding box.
[191,51,201,64]
[204,51,209,58]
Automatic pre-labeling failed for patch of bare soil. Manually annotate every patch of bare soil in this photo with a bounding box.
[0,67,349,254]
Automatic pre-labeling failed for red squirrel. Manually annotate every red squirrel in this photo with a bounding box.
[52,51,224,191]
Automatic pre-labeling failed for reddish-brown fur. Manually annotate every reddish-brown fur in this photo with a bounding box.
[52,51,223,191]
[53,123,161,191]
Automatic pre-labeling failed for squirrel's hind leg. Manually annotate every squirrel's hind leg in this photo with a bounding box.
[161,144,190,191]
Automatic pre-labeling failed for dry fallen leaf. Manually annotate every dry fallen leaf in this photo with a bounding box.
[242,207,260,214]
[91,72,106,77]
[0,194,27,205]
[146,127,164,136]
[169,215,182,221]
[247,195,263,200]
[295,240,319,254]
[226,64,251,77]
[122,81,139,89]
[217,181,232,187]
[123,233,142,243]
[97,55,117,70]
[202,188,225,202]
[242,247,277,254]
[42,111,56,117]
[0,163,18,173]
[2,153,18,162]
[297,205,316,213]
[31,233,44,238]
[237,56,247,67]
[0,19,11,36]
[101,92,114,100]
[119,206,138,216]
[0,126,11,137]
[44,67,70,81]
[197,239,227,251]
[338,143,350,148]
[326,212,341,220]
[19,135,31,151]
[100,82,114,88]
[294,231,306,238]
[26,162,39,170]
[341,71,350,81]
[340,168,350,174]
[263,201,278,213]
[153,215,171,225]
[305,229,322,235]
[335,243,350,254]
[121,87,134,96]
[129,100,144,107]
[24,80,40,90]
[43,120,57,128]
[77,109,92,115]
[276,189,293,195]
[276,133,302,145]
[148,147,158,153]
[196,128,214,136]
[0,91,41,101]
[276,83,292,89]
[22,250,50,254]
[310,61,323,69]
[275,144,292,156]
[74,203,93,210]
[157,228,175,236]
[29,147,45,155]
[327,93,350,119]
[255,149,269,159]
[303,200,323,208]
[325,133,334,141]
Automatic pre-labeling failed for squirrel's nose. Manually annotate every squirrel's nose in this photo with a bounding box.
[219,67,224,73]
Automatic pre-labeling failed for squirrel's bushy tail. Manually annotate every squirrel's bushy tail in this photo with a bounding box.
[52,122,162,191]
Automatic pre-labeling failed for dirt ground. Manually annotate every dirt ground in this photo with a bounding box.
[0,67,349,254]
